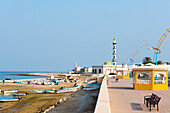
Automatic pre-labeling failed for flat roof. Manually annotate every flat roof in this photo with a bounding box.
[117,68,129,71]
[133,66,168,71]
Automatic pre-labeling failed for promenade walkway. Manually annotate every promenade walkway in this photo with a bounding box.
[108,78,170,113]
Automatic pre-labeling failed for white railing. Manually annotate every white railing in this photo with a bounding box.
[137,80,151,84]
[154,80,166,84]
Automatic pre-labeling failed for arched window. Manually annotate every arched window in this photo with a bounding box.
[99,69,101,73]
[95,69,97,74]
[92,69,95,74]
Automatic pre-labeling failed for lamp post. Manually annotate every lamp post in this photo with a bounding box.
[148,47,161,65]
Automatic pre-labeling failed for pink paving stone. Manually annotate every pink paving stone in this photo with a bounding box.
[107,78,170,113]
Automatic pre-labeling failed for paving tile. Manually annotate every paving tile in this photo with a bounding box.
[107,78,170,113]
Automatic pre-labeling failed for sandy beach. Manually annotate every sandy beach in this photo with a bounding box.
[0,75,97,113]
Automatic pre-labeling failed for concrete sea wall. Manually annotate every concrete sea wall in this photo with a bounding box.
[94,75,111,113]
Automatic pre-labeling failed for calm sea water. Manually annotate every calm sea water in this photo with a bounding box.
[0,71,60,80]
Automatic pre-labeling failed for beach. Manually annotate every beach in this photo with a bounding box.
[0,74,98,113]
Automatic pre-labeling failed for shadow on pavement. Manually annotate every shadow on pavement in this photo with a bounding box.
[108,87,133,90]
[130,103,143,111]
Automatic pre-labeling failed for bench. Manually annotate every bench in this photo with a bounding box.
[115,78,119,82]
[144,93,161,111]
[144,93,155,105]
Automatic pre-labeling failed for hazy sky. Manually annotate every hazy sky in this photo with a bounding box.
[0,0,170,71]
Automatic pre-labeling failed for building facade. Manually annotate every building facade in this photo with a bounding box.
[92,61,115,75]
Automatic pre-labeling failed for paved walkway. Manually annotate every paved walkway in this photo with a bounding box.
[108,78,170,113]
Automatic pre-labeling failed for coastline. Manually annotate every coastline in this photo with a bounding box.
[10,73,68,77]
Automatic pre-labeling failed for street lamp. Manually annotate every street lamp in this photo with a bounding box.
[148,47,161,65]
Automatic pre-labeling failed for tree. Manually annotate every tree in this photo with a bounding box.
[157,60,163,65]
[142,57,153,64]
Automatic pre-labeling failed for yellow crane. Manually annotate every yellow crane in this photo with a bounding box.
[149,28,170,65]
[122,55,132,67]
[124,44,148,77]
[122,44,148,66]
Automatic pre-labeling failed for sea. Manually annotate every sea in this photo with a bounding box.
[0,71,60,80]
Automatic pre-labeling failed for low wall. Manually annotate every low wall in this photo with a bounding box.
[94,76,111,113]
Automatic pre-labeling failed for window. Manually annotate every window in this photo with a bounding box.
[124,72,129,76]
[118,72,122,77]
[99,69,101,73]
[154,72,166,84]
[95,69,97,74]
[137,72,151,84]
[92,69,95,74]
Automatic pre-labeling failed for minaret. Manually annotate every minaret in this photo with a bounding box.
[75,62,77,68]
[112,37,117,65]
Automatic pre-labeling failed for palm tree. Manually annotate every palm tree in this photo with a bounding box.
[142,57,153,64]
[157,60,163,65]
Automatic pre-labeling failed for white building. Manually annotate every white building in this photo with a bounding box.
[92,38,118,75]
[92,61,116,75]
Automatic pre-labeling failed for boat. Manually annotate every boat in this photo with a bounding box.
[32,90,46,94]
[30,80,36,84]
[21,80,29,84]
[83,85,100,91]
[84,83,100,88]
[67,85,81,90]
[42,81,53,85]
[57,87,76,93]
[13,93,28,96]
[83,83,101,91]
[2,89,18,95]
[53,80,60,85]
[0,97,22,102]
[4,80,14,83]
[56,78,65,82]
[14,81,20,83]
[88,80,97,84]
[36,81,43,85]
[45,89,57,93]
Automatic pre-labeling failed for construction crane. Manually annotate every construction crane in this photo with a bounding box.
[149,28,170,65]
[122,55,132,67]
[122,44,148,66]
[129,44,148,77]
[129,44,148,62]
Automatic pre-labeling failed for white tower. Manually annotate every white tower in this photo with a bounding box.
[112,37,117,65]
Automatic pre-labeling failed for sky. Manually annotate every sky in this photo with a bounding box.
[0,0,170,71]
